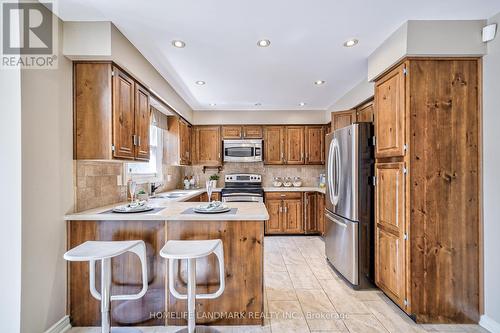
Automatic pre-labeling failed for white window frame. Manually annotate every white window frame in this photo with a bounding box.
[124,125,163,184]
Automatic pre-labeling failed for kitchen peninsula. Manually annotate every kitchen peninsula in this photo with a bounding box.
[65,200,269,328]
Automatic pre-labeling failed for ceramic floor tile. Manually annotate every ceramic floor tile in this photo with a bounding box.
[296,289,347,331]
[281,248,308,265]
[306,257,336,280]
[264,251,287,272]
[364,299,426,333]
[264,270,297,301]
[287,264,322,289]
[320,279,371,315]
[268,300,310,333]
[342,313,389,333]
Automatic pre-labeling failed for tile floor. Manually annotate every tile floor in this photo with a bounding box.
[68,236,488,333]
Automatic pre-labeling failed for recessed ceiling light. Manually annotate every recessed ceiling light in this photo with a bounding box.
[257,39,271,47]
[299,102,306,106]
[254,103,262,106]
[314,80,326,86]
[195,80,206,85]
[171,40,186,48]
[343,39,359,47]
[209,103,216,106]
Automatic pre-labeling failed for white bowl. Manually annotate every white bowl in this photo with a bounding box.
[292,182,302,187]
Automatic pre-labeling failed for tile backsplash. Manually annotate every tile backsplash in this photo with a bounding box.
[182,162,325,188]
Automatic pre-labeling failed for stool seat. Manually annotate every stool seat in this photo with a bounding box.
[160,239,222,259]
[64,240,142,261]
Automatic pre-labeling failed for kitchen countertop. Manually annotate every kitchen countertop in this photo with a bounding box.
[263,186,326,194]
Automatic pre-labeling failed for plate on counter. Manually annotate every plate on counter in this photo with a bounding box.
[193,202,231,214]
[112,202,155,213]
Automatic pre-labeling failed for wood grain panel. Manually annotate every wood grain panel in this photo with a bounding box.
[356,100,374,123]
[265,199,283,234]
[284,198,303,233]
[193,126,221,166]
[74,62,113,160]
[222,126,242,139]
[68,220,166,327]
[317,193,325,236]
[112,67,136,160]
[134,84,150,161]
[166,221,264,325]
[305,126,325,165]
[408,59,480,323]
[331,110,355,131]
[243,126,263,139]
[264,126,284,164]
[285,126,305,164]
[304,192,318,234]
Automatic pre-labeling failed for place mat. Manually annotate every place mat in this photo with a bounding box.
[181,207,238,215]
[99,207,165,214]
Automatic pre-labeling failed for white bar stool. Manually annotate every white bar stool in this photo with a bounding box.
[160,239,225,333]
[64,240,148,333]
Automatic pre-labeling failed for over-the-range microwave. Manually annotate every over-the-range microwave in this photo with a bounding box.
[223,139,262,162]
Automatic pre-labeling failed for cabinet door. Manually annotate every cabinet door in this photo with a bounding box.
[265,199,283,234]
[285,126,305,164]
[112,67,135,160]
[356,100,374,123]
[304,192,318,233]
[264,126,284,165]
[284,199,303,233]
[195,126,221,166]
[134,84,150,161]
[375,162,407,309]
[243,126,263,139]
[179,120,191,165]
[305,126,325,164]
[317,193,325,236]
[222,126,242,139]
[331,110,355,132]
[374,63,406,158]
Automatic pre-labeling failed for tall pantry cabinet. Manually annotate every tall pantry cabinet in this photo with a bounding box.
[373,58,480,323]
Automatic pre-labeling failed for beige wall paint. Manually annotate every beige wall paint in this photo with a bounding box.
[481,11,500,332]
[368,20,486,81]
[20,12,74,333]
[0,42,22,333]
[328,79,374,115]
[192,109,328,125]
[63,21,112,57]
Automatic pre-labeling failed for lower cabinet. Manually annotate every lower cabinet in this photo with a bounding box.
[317,193,325,236]
[304,192,318,233]
[200,192,221,202]
[265,192,303,234]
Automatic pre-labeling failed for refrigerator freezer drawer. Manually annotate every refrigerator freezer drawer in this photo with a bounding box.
[325,210,359,285]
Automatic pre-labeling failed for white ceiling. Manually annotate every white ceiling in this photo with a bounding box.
[54,0,500,111]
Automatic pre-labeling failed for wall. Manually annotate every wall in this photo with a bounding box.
[19,13,73,332]
[183,163,324,189]
[328,79,374,114]
[368,20,486,81]
[481,12,500,333]
[63,22,193,122]
[0,43,22,333]
[192,109,327,125]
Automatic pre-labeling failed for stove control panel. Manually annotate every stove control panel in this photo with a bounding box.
[225,174,262,183]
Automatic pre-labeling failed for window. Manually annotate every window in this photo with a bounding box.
[125,125,163,183]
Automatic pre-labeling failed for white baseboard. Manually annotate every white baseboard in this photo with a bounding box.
[480,314,500,333]
[44,315,71,333]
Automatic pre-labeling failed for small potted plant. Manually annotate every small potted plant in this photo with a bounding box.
[209,174,219,188]
[136,189,149,201]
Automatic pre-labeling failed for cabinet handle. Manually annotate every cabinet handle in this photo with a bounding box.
[301,152,304,160]
[132,135,138,146]
[137,136,141,147]
[279,206,283,213]
[284,206,288,213]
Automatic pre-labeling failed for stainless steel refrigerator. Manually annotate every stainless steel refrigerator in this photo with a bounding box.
[325,123,374,289]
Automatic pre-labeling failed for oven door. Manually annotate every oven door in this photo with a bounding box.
[222,193,263,203]
[223,140,262,162]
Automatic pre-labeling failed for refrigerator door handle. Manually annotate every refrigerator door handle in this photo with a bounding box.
[325,212,347,228]
[327,138,336,205]
[332,138,340,206]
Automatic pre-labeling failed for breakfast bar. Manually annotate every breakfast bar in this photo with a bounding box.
[65,201,269,328]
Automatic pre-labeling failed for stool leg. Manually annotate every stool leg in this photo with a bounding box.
[187,258,196,333]
[101,258,112,333]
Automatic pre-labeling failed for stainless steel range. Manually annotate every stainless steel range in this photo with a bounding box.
[221,174,264,203]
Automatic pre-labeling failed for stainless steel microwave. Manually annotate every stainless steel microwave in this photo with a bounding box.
[223,139,263,162]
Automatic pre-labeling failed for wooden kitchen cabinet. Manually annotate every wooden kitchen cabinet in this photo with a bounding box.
[331,110,355,132]
[222,125,263,139]
[374,63,406,158]
[166,116,192,166]
[373,58,480,323]
[264,126,285,164]
[317,193,325,236]
[304,192,318,234]
[74,62,150,161]
[264,192,303,234]
[355,99,374,123]
[200,192,221,202]
[305,126,325,164]
[284,126,305,164]
[192,126,221,166]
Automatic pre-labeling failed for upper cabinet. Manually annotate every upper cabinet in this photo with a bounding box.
[374,62,406,158]
[356,99,374,123]
[222,125,263,139]
[74,62,150,161]
[192,126,222,166]
[264,125,324,165]
[331,110,355,132]
[165,116,192,166]
[305,126,325,164]
[284,126,305,164]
